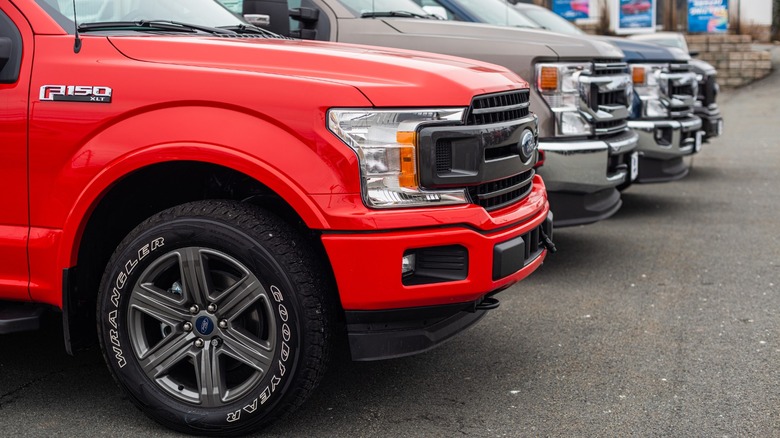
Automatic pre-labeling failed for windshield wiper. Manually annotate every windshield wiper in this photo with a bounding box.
[78,20,234,35]
[217,24,281,38]
[360,11,437,19]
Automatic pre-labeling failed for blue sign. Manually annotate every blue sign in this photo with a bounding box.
[688,0,728,33]
[618,0,654,30]
[552,0,590,21]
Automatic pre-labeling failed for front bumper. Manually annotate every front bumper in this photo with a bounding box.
[339,212,553,361]
[695,103,723,140]
[538,129,639,227]
[628,115,703,183]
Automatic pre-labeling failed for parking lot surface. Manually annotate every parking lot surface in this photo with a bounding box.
[1,51,778,437]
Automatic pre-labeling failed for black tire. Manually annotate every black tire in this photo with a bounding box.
[96,200,336,435]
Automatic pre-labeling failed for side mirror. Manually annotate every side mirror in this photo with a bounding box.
[689,50,700,58]
[422,5,448,19]
[243,14,270,27]
[289,7,319,24]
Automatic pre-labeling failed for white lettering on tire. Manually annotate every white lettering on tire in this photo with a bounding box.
[225,283,293,423]
[106,238,165,368]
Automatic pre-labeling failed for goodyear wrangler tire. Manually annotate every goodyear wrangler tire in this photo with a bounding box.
[96,200,335,435]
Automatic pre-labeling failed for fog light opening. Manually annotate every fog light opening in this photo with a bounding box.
[402,253,416,277]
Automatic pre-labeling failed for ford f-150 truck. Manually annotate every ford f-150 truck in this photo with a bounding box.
[0,0,553,434]
[237,0,639,227]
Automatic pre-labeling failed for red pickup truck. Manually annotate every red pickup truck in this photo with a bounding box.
[0,0,552,434]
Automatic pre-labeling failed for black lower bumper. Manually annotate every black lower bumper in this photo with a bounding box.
[345,214,553,361]
[637,156,689,183]
[548,188,622,228]
[346,300,489,361]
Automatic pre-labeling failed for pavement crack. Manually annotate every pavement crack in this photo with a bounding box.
[0,369,66,409]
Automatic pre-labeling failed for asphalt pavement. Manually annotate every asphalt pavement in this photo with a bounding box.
[1,51,779,437]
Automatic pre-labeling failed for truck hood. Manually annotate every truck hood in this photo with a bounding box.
[690,58,717,76]
[382,19,624,60]
[108,36,526,107]
[602,37,691,63]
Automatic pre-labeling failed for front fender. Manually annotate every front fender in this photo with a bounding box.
[37,105,360,305]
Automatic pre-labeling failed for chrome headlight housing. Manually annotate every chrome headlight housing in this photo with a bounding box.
[536,62,593,137]
[631,64,669,118]
[328,108,468,209]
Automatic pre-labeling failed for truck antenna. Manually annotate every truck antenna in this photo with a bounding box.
[72,0,82,53]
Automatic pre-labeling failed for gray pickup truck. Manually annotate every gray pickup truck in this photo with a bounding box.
[229,0,639,227]
[607,38,703,182]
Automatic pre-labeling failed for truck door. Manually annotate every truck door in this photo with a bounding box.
[0,2,32,301]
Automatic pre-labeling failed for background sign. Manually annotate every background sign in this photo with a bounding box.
[614,0,656,34]
[552,0,590,21]
[688,0,728,33]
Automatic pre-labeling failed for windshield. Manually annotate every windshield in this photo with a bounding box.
[434,0,540,28]
[338,0,429,16]
[521,8,585,35]
[35,0,245,33]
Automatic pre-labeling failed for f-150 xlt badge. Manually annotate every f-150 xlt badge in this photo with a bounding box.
[39,85,112,103]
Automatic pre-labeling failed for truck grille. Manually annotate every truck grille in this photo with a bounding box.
[466,90,530,125]
[593,61,628,76]
[581,61,630,137]
[671,84,694,97]
[595,89,626,107]
[664,63,697,118]
[594,119,627,133]
[467,169,534,211]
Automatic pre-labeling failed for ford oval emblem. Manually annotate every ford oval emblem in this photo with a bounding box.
[195,316,214,336]
[520,130,537,162]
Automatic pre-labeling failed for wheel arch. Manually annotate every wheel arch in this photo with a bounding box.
[60,155,333,354]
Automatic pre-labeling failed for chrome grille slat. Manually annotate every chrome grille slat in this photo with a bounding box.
[579,61,631,138]
[466,90,530,125]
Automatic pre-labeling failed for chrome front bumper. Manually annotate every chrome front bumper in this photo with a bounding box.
[628,115,703,160]
[628,115,703,183]
[695,103,723,140]
[539,129,638,193]
[538,129,639,227]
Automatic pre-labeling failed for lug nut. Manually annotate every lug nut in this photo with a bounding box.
[211,338,221,347]
[183,322,193,332]
[194,338,205,348]
[218,320,228,329]
[207,303,218,313]
[189,305,200,314]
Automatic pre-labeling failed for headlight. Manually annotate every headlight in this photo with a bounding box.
[631,64,669,118]
[536,63,592,137]
[328,108,468,209]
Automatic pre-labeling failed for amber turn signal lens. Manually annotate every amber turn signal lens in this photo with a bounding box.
[398,146,417,188]
[632,66,646,85]
[539,66,559,91]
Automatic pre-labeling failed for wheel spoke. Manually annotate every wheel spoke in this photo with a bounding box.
[129,284,190,326]
[195,346,224,407]
[217,277,265,320]
[178,247,210,307]
[139,331,194,378]
[220,329,274,373]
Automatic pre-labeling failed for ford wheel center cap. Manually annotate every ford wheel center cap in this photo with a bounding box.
[195,316,215,336]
